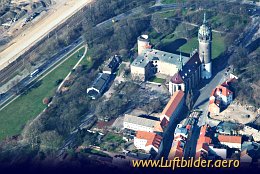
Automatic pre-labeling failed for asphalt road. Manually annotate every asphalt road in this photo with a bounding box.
[183,14,260,158]
[184,67,227,158]
[0,37,83,108]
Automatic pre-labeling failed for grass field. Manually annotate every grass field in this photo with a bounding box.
[0,46,87,140]
[99,133,125,152]
[178,32,226,59]
[150,77,165,83]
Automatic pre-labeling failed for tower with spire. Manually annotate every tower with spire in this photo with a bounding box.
[198,13,212,79]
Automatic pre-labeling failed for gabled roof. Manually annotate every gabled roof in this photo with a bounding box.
[175,127,188,135]
[170,72,184,84]
[132,49,189,68]
[154,121,163,133]
[218,135,242,144]
[170,52,201,84]
[200,125,208,137]
[198,136,212,144]
[160,117,169,128]
[162,90,185,118]
[135,131,162,149]
[92,73,110,91]
[211,85,233,97]
[124,114,161,130]
[168,140,184,159]
[179,52,201,79]
[221,77,237,88]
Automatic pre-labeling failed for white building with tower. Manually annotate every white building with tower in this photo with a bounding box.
[131,13,213,94]
[137,35,152,55]
[198,13,212,79]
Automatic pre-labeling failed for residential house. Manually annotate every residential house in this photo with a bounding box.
[123,114,163,133]
[134,131,163,153]
[174,124,189,139]
[209,145,227,159]
[87,73,111,99]
[217,135,242,149]
[208,83,233,115]
[103,55,121,74]
[195,125,212,159]
[168,139,185,159]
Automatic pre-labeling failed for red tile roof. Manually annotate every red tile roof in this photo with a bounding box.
[135,131,163,149]
[162,90,185,118]
[218,135,242,144]
[168,140,184,159]
[198,136,211,144]
[196,142,209,152]
[186,124,191,131]
[211,85,233,97]
[196,125,211,159]
[199,125,208,136]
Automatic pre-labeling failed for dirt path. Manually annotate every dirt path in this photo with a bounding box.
[0,0,92,71]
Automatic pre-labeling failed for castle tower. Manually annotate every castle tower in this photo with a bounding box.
[137,35,151,55]
[198,13,212,79]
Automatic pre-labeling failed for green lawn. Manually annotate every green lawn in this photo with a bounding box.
[99,133,125,152]
[102,133,123,142]
[150,77,165,83]
[0,46,86,140]
[162,0,187,4]
[83,148,111,158]
[178,32,226,59]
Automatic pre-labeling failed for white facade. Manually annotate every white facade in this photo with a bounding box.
[201,62,212,79]
[169,82,185,96]
[123,114,161,133]
[209,146,227,159]
[138,35,150,55]
[215,91,233,105]
[134,137,147,150]
[220,142,241,150]
[123,122,154,132]
[134,137,159,153]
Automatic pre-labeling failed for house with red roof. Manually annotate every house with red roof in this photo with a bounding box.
[195,125,212,159]
[134,131,163,153]
[160,90,185,121]
[208,80,234,115]
[217,134,242,149]
[210,85,233,106]
[168,139,185,159]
